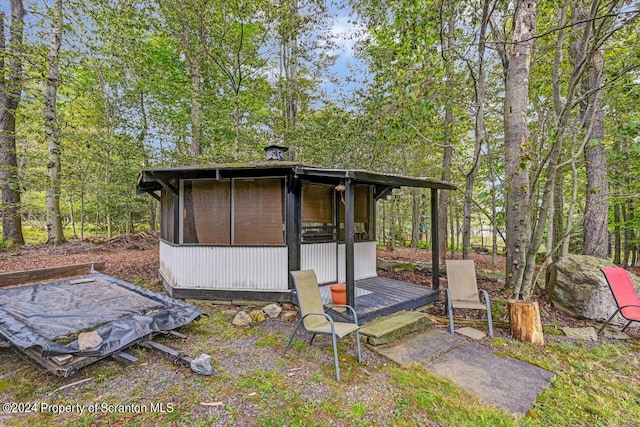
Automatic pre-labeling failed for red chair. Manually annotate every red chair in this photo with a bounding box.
[598,267,640,334]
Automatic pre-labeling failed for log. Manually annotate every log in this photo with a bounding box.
[0,262,106,288]
[508,299,544,345]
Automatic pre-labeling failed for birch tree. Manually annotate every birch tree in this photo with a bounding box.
[44,0,66,244]
[493,0,538,298]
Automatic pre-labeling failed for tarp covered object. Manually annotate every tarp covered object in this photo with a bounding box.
[0,272,203,357]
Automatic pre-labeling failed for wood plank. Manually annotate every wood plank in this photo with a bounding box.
[326,276,440,323]
[0,262,106,288]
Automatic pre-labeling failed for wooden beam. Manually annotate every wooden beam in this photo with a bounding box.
[374,185,396,201]
[149,171,178,195]
[0,262,106,288]
[286,177,301,288]
[431,188,439,290]
[345,179,355,307]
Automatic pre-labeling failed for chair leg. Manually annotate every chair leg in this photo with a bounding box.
[486,302,494,337]
[331,333,340,381]
[447,289,455,334]
[355,330,362,363]
[310,333,317,345]
[621,320,633,333]
[597,310,620,335]
[481,290,493,337]
[283,320,304,356]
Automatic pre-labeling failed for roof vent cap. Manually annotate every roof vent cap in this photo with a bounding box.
[264,145,289,161]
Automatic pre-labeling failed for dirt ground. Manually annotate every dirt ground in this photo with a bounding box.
[0,239,635,335]
[0,238,637,426]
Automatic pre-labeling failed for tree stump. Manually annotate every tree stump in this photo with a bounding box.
[508,300,544,345]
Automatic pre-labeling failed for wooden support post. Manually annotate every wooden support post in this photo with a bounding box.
[345,179,355,307]
[286,177,301,290]
[508,300,544,345]
[431,188,439,290]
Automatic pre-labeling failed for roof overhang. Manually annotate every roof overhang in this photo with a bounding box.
[136,163,456,200]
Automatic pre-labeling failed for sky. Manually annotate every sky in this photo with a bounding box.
[325,11,369,101]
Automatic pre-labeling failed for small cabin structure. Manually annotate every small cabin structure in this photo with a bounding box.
[137,160,455,322]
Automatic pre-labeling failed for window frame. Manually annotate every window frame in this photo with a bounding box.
[301,182,336,243]
[178,177,287,247]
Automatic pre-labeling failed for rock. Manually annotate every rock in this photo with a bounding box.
[78,331,103,350]
[282,311,298,322]
[232,311,253,326]
[262,304,282,318]
[456,327,487,340]
[546,255,640,323]
[603,329,630,340]
[249,309,266,324]
[559,326,598,341]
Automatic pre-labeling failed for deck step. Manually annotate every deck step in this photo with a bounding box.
[359,311,431,346]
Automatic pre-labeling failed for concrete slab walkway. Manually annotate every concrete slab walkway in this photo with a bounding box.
[370,328,555,414]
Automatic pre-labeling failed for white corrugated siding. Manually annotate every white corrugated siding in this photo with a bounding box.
[159,241,288,290]
[338,241,378,282]
[300,242,338,284]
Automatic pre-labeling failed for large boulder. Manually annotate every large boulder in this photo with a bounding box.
[546,255,640,323]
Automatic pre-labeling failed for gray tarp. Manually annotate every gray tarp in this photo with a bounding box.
[0,272,202,357]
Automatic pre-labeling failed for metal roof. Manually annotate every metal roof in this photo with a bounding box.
[136,162,456,197]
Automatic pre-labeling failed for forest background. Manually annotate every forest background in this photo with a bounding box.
[1,0,639,299]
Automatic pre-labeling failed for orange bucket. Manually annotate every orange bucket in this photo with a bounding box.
[329,284,346,305]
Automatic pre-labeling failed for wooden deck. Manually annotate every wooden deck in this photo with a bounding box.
[324,276,439,324]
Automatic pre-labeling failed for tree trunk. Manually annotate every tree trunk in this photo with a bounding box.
[462,0,490,261]
[69,197,76,239]
[561,160,579,257]
[411,190,420,251]
[45,0,66,245]
[189,62,203,157]
[0,1,26,245]
[502,0,537,298]
[491,164,498,267]
[551,168,564,262]
[285,0,299,159]
[449,198,455,257]
[622,200,630,267]
[509,300,544,345]
[582,48,609,258]
[438,3,455,264]
[179,20,204,158]
[455,202,461,254]
[613,198,621,264]
[390,197,396,249]
[80,188,85,241]
[381,200,386,245]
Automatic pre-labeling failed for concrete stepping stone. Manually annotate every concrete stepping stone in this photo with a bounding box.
[369,327,555,414]
[427,343,554,414]
[456,327,487,340]
[374,328,464,364]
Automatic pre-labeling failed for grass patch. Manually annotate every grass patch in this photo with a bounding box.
[391,364,514,426]
[255,333,285,348]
